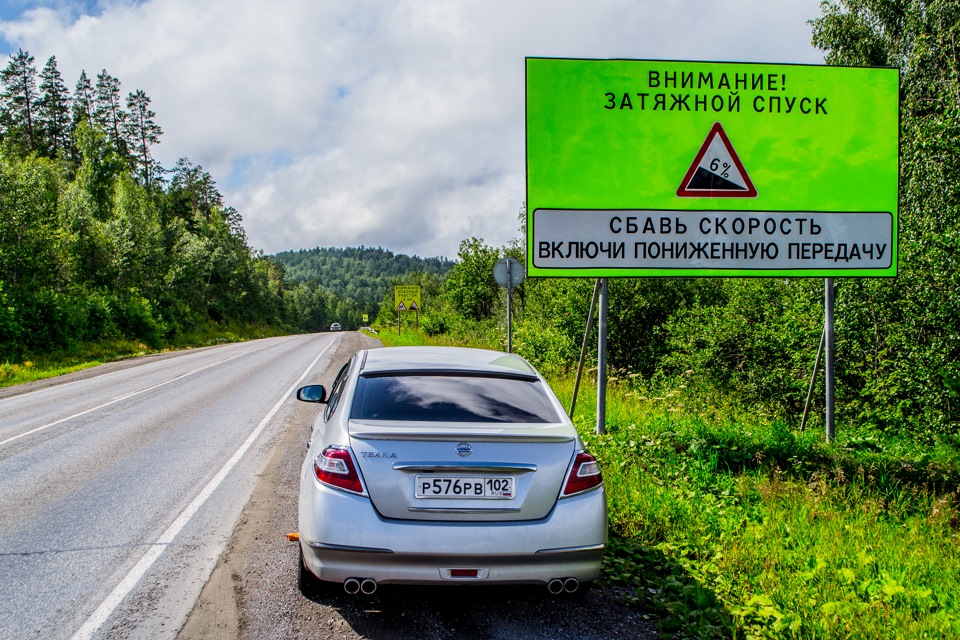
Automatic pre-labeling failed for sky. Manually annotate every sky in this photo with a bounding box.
[0,0,826,259]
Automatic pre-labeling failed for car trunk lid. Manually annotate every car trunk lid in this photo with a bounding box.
[350,420,576,522]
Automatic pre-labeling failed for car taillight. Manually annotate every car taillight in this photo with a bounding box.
[314,447,365,494]
[562,452,603,496]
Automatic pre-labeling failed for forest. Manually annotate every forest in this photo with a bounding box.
[271,245,454,321]
[3,0,959,440]
[0,50,433,369]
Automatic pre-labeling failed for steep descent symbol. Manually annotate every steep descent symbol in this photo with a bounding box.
[677,122,757,198]
[408,302,419,311]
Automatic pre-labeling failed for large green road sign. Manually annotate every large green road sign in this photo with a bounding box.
[526,58,900,277]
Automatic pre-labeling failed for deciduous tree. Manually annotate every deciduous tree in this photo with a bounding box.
[444,237,500,321]
[809,0,960,433]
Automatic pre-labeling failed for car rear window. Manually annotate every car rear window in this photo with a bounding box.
[350,374,560,423]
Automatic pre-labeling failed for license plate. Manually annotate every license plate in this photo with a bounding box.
[415,475,515,499]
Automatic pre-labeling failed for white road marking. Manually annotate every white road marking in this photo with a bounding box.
[0,340,284,449]
[0,337,294,406]
[70,336,338,640]
[0,364,130,405]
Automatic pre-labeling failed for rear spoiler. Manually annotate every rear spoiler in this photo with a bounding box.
[358,369,539,382]
[349,421,575,443]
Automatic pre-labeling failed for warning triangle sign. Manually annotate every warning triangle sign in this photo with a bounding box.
[397,302,406,311]
[409,302,419,311]
[677,122,757,198]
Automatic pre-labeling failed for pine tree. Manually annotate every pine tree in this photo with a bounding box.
[0,49,39,154]
[72,70,94,126]
[170,157,223,221]
[123,89,162,188]
[93,69,126,156]
[36,56,71,158]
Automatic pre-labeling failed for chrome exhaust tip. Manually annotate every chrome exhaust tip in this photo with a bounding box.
[360,579,377,595]
[563,577,579,593]
[547,578,564,595]
[343,578,361,595]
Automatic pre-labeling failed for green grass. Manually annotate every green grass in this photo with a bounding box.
[560,378,960,639]
[373,324,499,349]
[378,327,960,638]
[368,325,430,347]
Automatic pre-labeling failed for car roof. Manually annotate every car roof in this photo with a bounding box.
[360,347,538,377]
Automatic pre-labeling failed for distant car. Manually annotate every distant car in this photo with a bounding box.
[294,346,606,596]
[329,323,342,331]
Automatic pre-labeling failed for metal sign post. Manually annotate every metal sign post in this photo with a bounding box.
[596,278,608,435]
[569,279,602,418]
[825,278,836,441]
[800,327,826,433]
[507,279,513,353]
[494,258,525,353]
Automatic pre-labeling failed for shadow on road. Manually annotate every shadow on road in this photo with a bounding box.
[303,581,657,640]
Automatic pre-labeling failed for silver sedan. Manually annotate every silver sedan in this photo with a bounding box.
[295,346,607,595]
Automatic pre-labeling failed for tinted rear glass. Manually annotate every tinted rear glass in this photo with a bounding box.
[350,374,559,423]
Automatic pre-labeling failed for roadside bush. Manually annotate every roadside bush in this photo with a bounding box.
[662,278,823,421]
[17,287,74,352]
[420,308,455,336]
[512,320,573,375]
[77,289,121,342]
[112,292,165,348]
[0,282,20,359]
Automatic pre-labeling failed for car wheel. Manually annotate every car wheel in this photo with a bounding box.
[297,545,322,597]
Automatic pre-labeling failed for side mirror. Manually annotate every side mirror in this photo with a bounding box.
[296,385,328,403]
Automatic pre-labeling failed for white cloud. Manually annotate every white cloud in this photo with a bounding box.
[0,0,824,258]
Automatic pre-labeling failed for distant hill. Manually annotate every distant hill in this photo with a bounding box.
[271,246,455,306]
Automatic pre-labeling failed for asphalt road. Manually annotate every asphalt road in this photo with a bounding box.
[1,333,659,640]
[0,333,344,640]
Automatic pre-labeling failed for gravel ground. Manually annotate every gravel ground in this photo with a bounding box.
[177,332,660,640]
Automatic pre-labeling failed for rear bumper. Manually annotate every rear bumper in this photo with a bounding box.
[299,483,607,585]
[300,542,605,585]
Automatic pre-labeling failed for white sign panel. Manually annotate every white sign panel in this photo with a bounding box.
[533,210,893,272]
